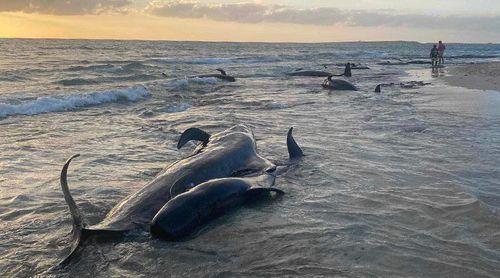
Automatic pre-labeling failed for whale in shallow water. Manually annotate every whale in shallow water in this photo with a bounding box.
[150,173,284,240]
[56,125,303,266]
[286,70,332,77]
[322,76,358,91]
[287,63,353,77]
[194,68,236,82]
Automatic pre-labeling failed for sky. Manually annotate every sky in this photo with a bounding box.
[0,0,499,42]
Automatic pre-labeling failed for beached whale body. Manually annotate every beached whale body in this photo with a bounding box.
[194,69,236,82]
[287,70,332,77]
[322,76,358,91]
[150,174,283,240]
[57,125,303,265]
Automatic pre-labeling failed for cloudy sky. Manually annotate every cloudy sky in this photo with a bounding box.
[1,0,499,42]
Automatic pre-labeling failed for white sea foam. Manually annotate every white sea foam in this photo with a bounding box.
[0,86,149,117]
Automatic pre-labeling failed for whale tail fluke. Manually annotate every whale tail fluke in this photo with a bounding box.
[287,127,304,159]
[55,155,124,269]
[57,154,90,267]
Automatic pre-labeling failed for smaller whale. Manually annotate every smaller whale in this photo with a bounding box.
[287,63,353,77]
[374,81,431,92]
[322,76,358,91]
[195,69,236,82]
[150,173,283,240]
[287,70,332,77]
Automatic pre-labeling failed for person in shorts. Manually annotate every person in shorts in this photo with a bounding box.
[437,41,446,65]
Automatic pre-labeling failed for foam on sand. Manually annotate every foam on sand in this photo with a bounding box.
[0,86,150,118]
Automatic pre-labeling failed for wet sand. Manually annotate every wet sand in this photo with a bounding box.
[444,62,500,91]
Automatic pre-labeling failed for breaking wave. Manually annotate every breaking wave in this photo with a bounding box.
[0,86,149,118]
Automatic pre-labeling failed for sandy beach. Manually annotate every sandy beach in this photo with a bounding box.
[444,62,500,91]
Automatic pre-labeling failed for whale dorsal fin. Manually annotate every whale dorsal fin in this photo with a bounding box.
[287,127,304,159]
[216,68,227,76]
[177,128,211,149]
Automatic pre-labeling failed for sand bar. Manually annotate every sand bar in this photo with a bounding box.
[444,62,500,91]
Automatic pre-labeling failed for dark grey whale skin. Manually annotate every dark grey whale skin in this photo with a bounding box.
[56,125,275,266]
[195,74,236,82]
[90,125,274,232]
[322,78,358,91]
[150,174,283,240]
[286,70,332,77]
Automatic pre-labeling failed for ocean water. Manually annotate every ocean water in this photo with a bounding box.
[0,39,499,277]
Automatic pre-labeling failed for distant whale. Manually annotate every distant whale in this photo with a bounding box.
[56,125,303,266]
[322,76,358,91]
[194,68,236,82]
[287,63,352,77]
[287,70,332,77]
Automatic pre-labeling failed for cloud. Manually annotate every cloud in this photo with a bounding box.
[147,1,347,25]
[0,0,131,15]
[147,1,500,33]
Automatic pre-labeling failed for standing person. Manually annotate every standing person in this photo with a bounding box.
[430,45,439,68]
[437,40,446,65]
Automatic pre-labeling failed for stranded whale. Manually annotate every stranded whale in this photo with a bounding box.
[194,68,236,82]
[57,125,303,266]
[322,76,358,91]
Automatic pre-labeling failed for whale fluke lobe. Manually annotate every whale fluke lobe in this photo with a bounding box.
[61,154,84,228]
[58,154,89,266]
[287,127,304,159]
[177,127,211,149]
[216,68,227,76]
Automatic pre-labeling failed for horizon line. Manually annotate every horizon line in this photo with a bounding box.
[1,36,498,45]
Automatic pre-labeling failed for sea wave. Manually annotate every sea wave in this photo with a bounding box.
[165,77,225,90]
[57,78,99,86]
[151,55,282,65]
[66,64,115,72]
[56,74,157,86]
[0,86,149,118]
[166,102,192,113]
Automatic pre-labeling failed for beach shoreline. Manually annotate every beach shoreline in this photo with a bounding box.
[444,62,500,91]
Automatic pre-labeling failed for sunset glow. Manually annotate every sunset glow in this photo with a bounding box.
[1,1,500,43]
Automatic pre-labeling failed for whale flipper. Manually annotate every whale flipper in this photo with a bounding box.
[177,128,211,149]
[287,127,304,159]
